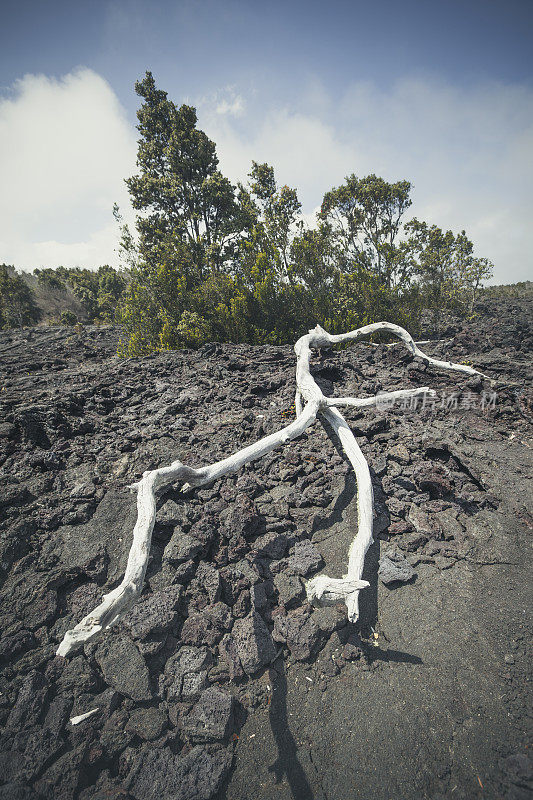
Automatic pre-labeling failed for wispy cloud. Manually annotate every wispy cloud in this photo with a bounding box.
[216,95,244,117]
[196,86,246,117]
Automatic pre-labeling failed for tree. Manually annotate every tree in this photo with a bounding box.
[35,267,66,291]
[319,174,412,287]
[459,256,493,313]
[126,71,242,275]
[0,265,41,329]
[117,73,492,355]
[246,161,302,280]
[405,220,492,331]
[96,265,128,321]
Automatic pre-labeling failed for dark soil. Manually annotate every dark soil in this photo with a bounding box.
[0,298,531,800]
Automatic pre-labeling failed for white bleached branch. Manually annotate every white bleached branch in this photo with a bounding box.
[70,708,99,725]
[57,321,486,657]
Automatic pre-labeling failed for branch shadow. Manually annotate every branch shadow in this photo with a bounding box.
[266,662,316,800]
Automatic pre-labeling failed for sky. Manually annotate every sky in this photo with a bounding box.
[0,0,532,283]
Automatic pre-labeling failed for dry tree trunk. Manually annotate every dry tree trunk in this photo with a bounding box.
[57,322,486,658]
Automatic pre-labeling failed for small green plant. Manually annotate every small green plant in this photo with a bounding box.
[60,310,77,326]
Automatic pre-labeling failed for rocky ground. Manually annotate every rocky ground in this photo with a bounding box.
[0,298,531,800]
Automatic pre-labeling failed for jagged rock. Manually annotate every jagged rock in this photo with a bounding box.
[34,743,87,800]
[20,589,57,630]
[388,519,413,536]
[399,531,429,552]
[180,603,233,647]
[0,628,35,661]
[250,581,269,611]
[67,583,102,619]
[56,654,100,694]
[252,532,288,560]
[195,563,222,603]
[387,497,406,517]
[161,646,211,701]
[182,686,235,742]
[100,708,135,758]
[221,494,261,539]
[0,301,530,800]
[408,504,434,535]
[78,771,129,800]
[378,552,416,585]
[433,507,464,540]
[274,572,305,608]
[5,671,48,731]
[312,605,346,634]
[413,463,452,498]
[388,443,411,464]
[70,687,119,721]
[126,745,232,800]
[287,540,324,576]
[164,530,203,563]
[0,782,38,800]
[232,612,276,674]
[126,707,167,741]
[218,634,244,680]
[95,635,152,701]
[371,455,387,476]
[157,499,189,526]
[272,606,322,661]
[123,585,182,640]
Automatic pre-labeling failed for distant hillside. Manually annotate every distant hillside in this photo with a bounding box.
[18,269,89,323]
[481,280,533,299]
[0,264,128,328]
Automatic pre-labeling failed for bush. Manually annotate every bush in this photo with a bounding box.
[60,310,77,326]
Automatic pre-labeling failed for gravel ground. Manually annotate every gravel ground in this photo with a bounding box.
[0,298,531,800]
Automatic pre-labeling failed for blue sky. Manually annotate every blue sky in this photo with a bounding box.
[1,0,532,282]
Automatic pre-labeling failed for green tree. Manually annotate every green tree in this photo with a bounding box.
[246,162,302,281]
[96,265,128,321]
[320,174,412,287]
[459,256,493,313]
[0,265,41,328]
[405,219,492,332]
[126,71,242,275]
[35,267,66,291]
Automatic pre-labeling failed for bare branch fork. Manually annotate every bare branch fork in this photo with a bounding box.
[57,322,486,657]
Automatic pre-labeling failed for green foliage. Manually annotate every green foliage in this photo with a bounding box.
[320,174,412,287]
[111,74,497,354]
[125,72,242,275]
[481,280,532,299]
[0,265,41,329]
[404,220,493,331]
[175,310,211,348]
[0,75,498,346]
[60,310,78,325]
[55,265,129,322]
[35,267,66,291]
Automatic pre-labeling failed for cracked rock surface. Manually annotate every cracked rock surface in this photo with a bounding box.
[0,298,531,800]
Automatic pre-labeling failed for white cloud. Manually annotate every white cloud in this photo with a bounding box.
[0,68,137,270]
[202,77,533,284]
[196,87,246,118]
[216,95,245,117]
